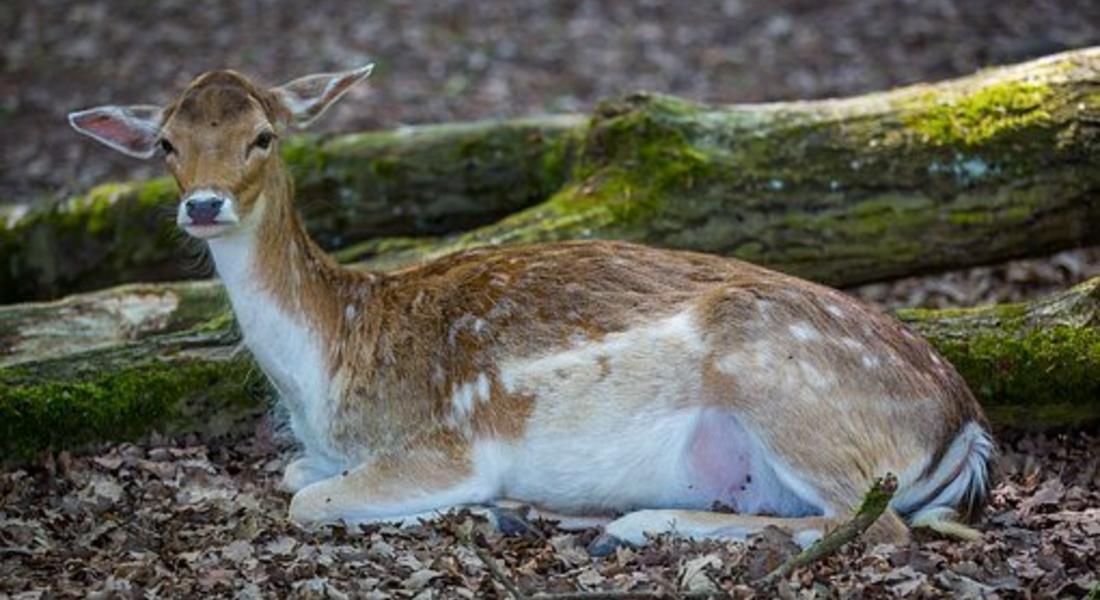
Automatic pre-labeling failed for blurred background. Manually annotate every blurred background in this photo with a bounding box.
[6,0,1100,201]
[3,0,1100,305]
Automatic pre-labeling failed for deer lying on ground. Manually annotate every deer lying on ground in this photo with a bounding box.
[69,65,993,553]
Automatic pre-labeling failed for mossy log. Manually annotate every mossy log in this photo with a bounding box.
[367,48,1100,285]
[898,277,1100,430]
[0,116,584,303]
[0,281,266,459]
[3,272,1099,459]
[5,48,1100,304]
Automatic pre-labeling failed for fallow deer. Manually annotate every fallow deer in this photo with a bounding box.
[69,65,993,554]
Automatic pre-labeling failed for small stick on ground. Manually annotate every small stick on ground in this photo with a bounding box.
[760,473,899,588]
[464,531,529,600]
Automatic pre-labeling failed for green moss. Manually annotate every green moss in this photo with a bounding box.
[404,96,715,253]
[68,182,131,234]
[333,235,442,264]
[900,283,1100,430]
[907,81,1053,147]
[190,310,235,334]
[0,357,265,460]
[135,177,178,207]
[538,123,587,190]
[899,300,1030,323]
[162,283,231,332]
[920,324,1100,427]
[280,133,327,186]
[946,210,995,226]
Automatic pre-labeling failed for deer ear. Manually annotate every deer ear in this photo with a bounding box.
[68,105,164,159]
[272,64,374,128]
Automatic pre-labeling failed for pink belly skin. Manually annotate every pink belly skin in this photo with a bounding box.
[683,409,821,517]
[687,409,754,508]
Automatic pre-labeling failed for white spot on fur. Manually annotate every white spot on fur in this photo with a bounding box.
[449,314,488,346]
[840,337,865,351]
[825,304,845,318]
[475,372,491,399]
[345,304,357,321]
[451,382,476,420]
[450,373,492,423]
[500,310,705,396]
[789,322,821,342]
[796,360,834,390]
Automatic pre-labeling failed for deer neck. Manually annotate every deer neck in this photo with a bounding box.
[206,166,360,437]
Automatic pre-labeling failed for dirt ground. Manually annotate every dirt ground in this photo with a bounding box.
[2,1,1100,597]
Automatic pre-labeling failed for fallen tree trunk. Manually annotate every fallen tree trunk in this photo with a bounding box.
[0,117,584,303]
[4,47,1100,303]
[2,274,1098,459]
[896,277,1100,429]
[382,48,1100,286]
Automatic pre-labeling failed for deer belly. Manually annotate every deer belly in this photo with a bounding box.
[500,405,820,518]
[494,311,821,516]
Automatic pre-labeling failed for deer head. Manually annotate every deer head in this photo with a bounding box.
[68,65,373,239]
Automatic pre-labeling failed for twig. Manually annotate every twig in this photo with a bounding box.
[760,473,898,587]
[0,546,35,557]
[464,531,529,600]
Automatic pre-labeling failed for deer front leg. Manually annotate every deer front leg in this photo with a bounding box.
[288,447,496,526]
[280,455,344,493]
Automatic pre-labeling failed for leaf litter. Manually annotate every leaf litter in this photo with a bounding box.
[1,424,1096,598]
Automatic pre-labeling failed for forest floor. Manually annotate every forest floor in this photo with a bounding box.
[1,425,1097,598]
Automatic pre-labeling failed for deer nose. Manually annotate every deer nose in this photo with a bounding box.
[184,197,224,224]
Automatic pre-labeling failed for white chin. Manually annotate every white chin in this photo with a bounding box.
[181,223,235,239]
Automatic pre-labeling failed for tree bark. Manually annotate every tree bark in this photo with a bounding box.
[5,47,1100,303]
[3,273,1098,459]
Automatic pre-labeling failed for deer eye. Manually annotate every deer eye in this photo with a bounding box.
[159,138,176,156]
[251,131,275,152]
